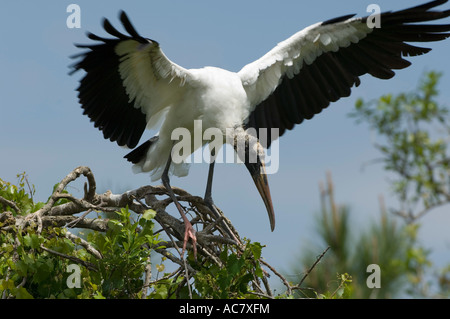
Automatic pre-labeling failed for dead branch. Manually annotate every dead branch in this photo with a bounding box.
[40,245,98,271]
[0,196,21,214]
[1,166,312,298]
[65,230,103,260]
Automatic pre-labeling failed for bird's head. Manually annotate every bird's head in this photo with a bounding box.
[232,128,275,231]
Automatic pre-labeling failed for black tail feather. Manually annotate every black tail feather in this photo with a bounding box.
[124,136,158,164]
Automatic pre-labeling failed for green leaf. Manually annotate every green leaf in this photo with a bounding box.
[254,262,263,278]
[23,234,41,249]
[250,242,263,260]
[0,279,15,290]
[1,243,14,254]
[15,260,29,276]
[227,254,240,277]
[93,291,106,299]
[142,209,157,220]
[13,287,34,299]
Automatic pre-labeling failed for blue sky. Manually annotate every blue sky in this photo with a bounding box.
[1,0,450,289]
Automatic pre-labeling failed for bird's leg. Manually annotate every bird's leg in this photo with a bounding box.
[203,155,216,208]
[204,150,240,244]
[161,151,197,258]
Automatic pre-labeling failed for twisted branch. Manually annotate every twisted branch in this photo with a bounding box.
[1,166,317,298]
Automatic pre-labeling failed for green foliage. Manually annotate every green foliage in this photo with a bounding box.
[0,173,41,216]
[3,71,449,299]
[291,175,410,298]
[351,71,450,296]
[351,71,450,220]
[85,207,163,298]
[1,222,79,298]
[291,173,447,298]
[0,176,165,299]
[193,240,264,299]
[1,175,267,299]
[314,273,353,299]
[292,71,450,299]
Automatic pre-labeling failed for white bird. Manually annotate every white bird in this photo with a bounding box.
[71,0,450,255]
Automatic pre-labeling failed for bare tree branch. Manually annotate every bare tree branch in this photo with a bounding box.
[65,230,103,260]
[0,196,21,214]
[1,166,307,298]
[40,244,98,271]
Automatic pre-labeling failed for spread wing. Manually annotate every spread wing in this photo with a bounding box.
[70,11,192,148]
[240,0,450,147]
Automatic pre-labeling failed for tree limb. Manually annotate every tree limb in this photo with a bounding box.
[1,166,290,298]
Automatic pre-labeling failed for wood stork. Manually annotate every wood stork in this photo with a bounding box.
[70,0,450,255]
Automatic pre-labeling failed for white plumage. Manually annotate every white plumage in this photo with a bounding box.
[71,0,450,253]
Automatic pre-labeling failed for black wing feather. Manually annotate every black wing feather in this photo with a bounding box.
[245,0,450,148]
[70,11,148,149]
[120,11,143,39]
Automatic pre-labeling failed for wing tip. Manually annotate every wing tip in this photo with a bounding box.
[321,13,357,26]
[119,10,143,39]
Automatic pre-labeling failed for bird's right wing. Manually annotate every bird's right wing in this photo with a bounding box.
[70,11,192,149]
[239,0,450,148]
[239,14,366,108]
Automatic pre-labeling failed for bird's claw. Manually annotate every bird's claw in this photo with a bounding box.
[182,220,197,259]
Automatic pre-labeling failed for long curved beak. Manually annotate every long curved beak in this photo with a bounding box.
[250,161,275,231]
[233,130,276,231]
[244,148,276,231]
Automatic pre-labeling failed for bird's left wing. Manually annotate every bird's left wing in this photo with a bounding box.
[239,0,450,147]
[70,11,192,149]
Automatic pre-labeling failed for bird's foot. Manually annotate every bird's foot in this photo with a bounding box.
[182,218,197,259]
